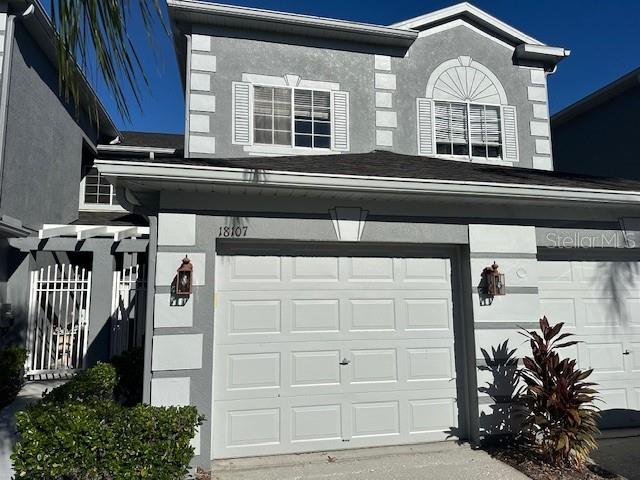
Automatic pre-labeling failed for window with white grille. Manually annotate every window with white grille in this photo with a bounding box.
[435,101,502,160]
[79,167,122,210]
[252,86,332,150]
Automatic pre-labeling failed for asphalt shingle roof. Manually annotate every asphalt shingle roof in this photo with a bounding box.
[120,131,184,150]
[113,150,640,193]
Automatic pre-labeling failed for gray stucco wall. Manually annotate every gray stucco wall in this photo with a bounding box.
[552,85,640,179]
[0,22,99,229]
[186,21,552,169]
[145,186,640,466]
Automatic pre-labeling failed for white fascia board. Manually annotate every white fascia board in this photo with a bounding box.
[167,0,417,45]
[95,160,640,206]
[390,2,543,46]
[97,144,177,155]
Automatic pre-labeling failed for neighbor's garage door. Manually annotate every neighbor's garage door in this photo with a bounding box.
[212,255,459,458]
[538,260,640,428]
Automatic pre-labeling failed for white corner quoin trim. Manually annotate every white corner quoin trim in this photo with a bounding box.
[95,159,640,206]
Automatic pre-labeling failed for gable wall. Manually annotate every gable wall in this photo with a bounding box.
[183,20,553,170]
[0,21,99,228]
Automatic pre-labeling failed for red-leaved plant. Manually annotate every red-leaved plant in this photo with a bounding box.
[519,317,599,467]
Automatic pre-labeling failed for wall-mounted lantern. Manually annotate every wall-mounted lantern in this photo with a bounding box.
[176,256,193,295]
[484,262,506,296]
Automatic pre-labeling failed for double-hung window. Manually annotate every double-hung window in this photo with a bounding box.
[435,101,503,160]
[253,86,331,150]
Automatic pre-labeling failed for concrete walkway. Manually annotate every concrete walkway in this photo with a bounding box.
[211,442,529,480]
[0,381,64,480]
[593,429,640,480]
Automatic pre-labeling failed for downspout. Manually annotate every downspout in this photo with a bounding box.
[183,33,191,158]
[0,9,18,206]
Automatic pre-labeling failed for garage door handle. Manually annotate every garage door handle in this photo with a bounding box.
[623,350,631,355]
[340,358,351,366]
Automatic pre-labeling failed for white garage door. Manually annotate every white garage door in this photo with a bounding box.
[212,255,459,458]
[538,260,640,428]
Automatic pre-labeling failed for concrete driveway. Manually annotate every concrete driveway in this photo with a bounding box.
[593,429,640,480]
[211,442,529,480]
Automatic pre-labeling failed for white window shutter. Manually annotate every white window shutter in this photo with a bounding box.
[331,91,350,151]
[232,82,251,145]
[417,98,435,155]
[502,105,519,161]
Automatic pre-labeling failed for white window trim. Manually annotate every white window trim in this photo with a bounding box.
[431,100,506,163]
[244,82,336,154]
[241,73,340,91]
[78,175,125,212]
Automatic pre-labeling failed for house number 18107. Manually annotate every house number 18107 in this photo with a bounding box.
[218,226,248,237]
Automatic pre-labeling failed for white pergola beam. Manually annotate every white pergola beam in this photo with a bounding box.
[39,225,80,239]
[113,226,148,241]
[77,225,112,240]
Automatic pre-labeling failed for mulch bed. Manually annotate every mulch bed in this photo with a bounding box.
[488,445,622,480]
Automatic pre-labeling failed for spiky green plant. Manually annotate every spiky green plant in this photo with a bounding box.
[49,0,166,121]
[519,317,600,467]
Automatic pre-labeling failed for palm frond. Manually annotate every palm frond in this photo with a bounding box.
[49,0,167,122]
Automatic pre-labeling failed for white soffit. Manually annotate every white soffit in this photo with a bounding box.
[390,2,543,46]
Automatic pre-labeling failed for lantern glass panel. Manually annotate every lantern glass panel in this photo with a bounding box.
[177,271,192,294]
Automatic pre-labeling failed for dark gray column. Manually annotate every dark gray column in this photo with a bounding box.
[85,248,114,366]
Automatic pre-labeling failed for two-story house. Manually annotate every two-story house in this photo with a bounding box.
[0,0,171,374]
[94,0,640,469]
[552,66,640,180]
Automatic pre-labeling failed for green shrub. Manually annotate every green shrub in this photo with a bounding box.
[40,362,117,405]
[519,317,599,467]
[111,348,144,406]
[12,400,202,480]
[0,347,28,409]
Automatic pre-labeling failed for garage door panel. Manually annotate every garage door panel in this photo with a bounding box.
[217,291,453,344]
[539,297,577,327]
[292,299,340,332]
[213,389,458,458]
[582,343,625,374]
[406,347,454,382]
[409,398,457,434]
[214,255,458,458]
[291,257,339,281]
[291,404,343,442]
[351,401,400,438]
[291,350,341,387]
[538,260,640,430]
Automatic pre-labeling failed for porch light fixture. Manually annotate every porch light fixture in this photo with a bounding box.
[484,262,506,296]
[176,256,193,295]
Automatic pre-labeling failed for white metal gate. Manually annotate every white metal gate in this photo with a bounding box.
[110,264,146,357]
[27,265,92,376]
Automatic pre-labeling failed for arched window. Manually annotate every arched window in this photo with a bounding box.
[417,56,518,163]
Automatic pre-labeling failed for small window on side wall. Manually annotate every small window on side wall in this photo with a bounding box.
[79,167,123,211]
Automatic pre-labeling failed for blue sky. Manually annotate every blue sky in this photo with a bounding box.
[96,0,640,134]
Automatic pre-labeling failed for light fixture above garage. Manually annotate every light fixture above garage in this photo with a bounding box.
[484,262,506,296]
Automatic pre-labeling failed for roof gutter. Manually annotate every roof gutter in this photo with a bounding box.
[515,44,571,72]
[0,9,17,207]
[95,159,640,206]
[167,0,418,47]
